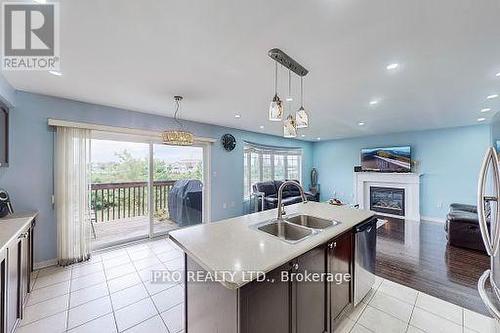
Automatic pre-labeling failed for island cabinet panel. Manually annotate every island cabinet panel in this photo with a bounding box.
[294,245,327,333]
[328,230,354,327]
[239,263,292,333]
[186,257,238,333]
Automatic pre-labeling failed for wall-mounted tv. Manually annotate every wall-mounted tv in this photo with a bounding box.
[0,105,8,167]
[361,146,411,173]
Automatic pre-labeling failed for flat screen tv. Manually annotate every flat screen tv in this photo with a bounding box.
[361,146,411,173]
[0,106,8,167]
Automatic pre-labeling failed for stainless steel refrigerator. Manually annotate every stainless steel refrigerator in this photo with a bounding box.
[477,147,500,320]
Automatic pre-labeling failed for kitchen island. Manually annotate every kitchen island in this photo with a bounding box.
[169,201,375,333]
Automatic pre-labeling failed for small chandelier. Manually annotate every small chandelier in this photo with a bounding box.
[296,76,309,128]
[162,96,194,146]
[269,61,284,121]
[267,49,310,137]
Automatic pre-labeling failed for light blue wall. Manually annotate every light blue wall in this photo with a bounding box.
[1,85,494,262]
[491,113,500,147]
[312,125,491,219]
[0,91,313,263]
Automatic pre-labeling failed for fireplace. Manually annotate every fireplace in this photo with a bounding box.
[370,186,405,216]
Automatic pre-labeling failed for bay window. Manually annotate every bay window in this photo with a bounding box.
[243,142,303,198]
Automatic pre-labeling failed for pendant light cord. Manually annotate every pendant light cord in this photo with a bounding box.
[173,98,184,129]
[274,61,278,94]
[300,76,304,107]
[288,69,291,98]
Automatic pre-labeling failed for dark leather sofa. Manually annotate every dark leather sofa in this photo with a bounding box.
[252,180,317,211]
[445,203,487,253]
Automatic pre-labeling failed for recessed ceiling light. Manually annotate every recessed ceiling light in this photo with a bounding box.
[478,117,486,122]
[369,100,379,106]
[481,108,492,113]
[496,72,500,77]
[316,137,321,141]
[386,63,399,71]
[234,114,241,119]
[259,125,264,129]
[487,94,499,100]
[358,122,365,126]
[49,70,62,76]
[34,0,46,3]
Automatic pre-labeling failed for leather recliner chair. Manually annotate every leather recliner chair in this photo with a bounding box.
[445,203,487,253]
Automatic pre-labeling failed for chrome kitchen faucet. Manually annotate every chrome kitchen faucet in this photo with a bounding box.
[277,180,308,220]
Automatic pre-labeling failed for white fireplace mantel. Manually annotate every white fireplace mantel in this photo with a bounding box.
[353,172,422,221]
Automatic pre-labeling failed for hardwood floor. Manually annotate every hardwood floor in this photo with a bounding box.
[375,215,493,316]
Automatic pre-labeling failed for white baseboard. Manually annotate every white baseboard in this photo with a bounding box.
[421,216,446,224]
[34,259,57,270]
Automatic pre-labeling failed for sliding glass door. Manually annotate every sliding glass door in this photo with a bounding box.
[90,133,209,249]
[90,139,150,250]
[152,144,204,236]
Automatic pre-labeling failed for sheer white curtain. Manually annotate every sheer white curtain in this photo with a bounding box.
[55,127,92,266]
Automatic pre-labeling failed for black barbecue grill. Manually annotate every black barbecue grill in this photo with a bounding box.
[168,179,203,227]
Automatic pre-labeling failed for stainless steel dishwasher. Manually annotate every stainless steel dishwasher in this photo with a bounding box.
[354,217,377,306]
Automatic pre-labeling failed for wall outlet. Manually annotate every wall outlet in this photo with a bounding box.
[223,202,227,209]
[437,202,443,209]
[230,201,235,208]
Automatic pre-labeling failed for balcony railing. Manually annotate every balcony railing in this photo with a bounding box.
[90,180,176,222]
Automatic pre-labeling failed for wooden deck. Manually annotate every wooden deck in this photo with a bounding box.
[92,216,178,250]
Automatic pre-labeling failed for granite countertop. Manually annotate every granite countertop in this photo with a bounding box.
[169,202,374,289]
[0,212,38,253]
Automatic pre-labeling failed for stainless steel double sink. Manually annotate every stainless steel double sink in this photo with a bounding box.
[253,214,340,244]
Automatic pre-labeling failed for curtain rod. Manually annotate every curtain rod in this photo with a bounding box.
[47,118,217,144]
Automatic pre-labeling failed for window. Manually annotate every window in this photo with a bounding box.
[287,155,300,181]
[243,142,303,198]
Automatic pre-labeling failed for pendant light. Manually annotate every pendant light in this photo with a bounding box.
[296,76,309,128]
[269,61,283,121]
[283,114,297,138]
[162,96,194,146]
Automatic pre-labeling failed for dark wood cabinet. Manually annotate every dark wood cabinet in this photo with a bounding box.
[240,263,292,333]
[294,245,327,333]
[0,249,7,333]
[6,237,20,333]
[1,221,34,333]
[19,229,30,311]
[240,245,328,333]
[328,230,353,328]
[187,219,367,333]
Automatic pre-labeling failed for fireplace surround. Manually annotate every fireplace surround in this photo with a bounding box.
[354,172,421,220]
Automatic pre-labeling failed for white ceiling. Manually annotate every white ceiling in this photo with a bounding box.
[3,0,500,141]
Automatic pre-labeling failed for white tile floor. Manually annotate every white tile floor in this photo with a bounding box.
[17,237,500,333]
[18,238,184,333]
[338,276,500,333]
